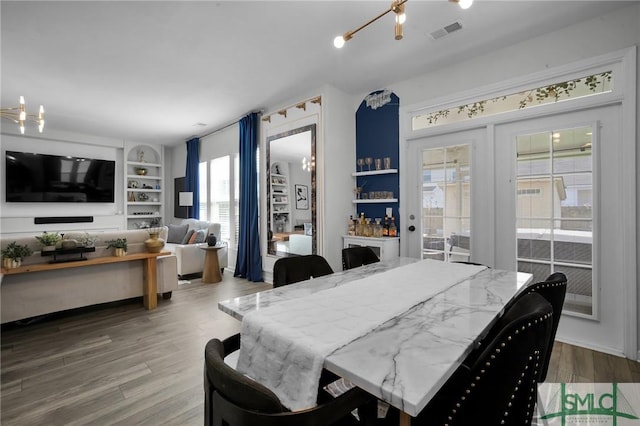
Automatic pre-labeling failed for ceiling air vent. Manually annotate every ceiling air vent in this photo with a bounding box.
[429,21,463,40]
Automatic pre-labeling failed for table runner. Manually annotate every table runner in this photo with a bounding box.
[236,259,485,411]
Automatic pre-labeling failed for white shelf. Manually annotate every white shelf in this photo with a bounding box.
[128,161,161,168]
[353,198,398,204]
[127,202,162,206]
[125,144,164,229]
[127,174,161,180]
[352,169,398,177]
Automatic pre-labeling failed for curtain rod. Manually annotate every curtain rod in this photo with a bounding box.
[189,110,263,141]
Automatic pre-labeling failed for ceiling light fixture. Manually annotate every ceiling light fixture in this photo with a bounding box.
[1,96,45,134]
[334,0,472,48]
[333,0,408,48]
[449,0,473,10]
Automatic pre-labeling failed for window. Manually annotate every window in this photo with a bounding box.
[209,156,231,241]
[516,126,594,315]
[422,145,471,262]
[198,155,237,247]
[412,71,612,131]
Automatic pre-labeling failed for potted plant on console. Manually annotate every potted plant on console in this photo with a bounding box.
[2,242,33,269]
[35,231,62,252]
[106,238,128,257]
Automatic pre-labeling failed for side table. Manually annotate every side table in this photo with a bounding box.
[199,245,223,284]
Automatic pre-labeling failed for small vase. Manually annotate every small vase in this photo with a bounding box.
[114,248,126,257]
[145,232,165,253]
[207,234,217,246]
[3,258,21,269]
[42,245,56,252]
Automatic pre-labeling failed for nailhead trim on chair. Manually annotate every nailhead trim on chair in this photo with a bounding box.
[442,311,553,426]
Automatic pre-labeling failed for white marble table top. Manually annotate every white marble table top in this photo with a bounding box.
[218,256,420,320]
[218,258,532,417]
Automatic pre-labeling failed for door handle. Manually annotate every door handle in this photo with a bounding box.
[407,225,416,232]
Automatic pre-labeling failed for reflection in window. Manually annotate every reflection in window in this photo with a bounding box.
[421,145,470,262]
[516,126,594,316]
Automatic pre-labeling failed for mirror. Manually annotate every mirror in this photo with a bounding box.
[266,124,316,256]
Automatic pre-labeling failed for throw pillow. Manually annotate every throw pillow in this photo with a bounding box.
[187,230,199,244]
[193,229,207,244]
[181,229,195,245]
[167,223,189,244]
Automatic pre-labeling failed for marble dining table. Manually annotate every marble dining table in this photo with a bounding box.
[218,258,533,425]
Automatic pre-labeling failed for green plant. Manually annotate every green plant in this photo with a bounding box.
[105,238,127,252]
[35,231,62,247]
[77,233,98,247]
[1,241,33,260]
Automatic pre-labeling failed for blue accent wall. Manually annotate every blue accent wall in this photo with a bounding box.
[355,90,400,232]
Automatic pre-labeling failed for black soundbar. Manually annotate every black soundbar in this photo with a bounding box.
[34,216,94,225]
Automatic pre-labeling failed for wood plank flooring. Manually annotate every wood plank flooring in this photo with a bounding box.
[1,275,638,425]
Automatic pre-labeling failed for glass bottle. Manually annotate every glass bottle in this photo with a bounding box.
[348,215,355,236]
[382,215,389,237]
[374,218,383,238]
[389,216,397,237]
[364,218,372,237]
[357,212,365,236]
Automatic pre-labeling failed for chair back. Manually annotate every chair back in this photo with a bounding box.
[204,334,374,426]
[341,246,380,270]
[463,272,566,382]
[416,292,553,425]
[273,255,333,287]
[204,338,285,419]
[519,272,567,381]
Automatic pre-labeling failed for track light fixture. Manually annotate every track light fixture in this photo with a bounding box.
[334,0,472,48]
[1,96,45,134]
[334,0,408,48]
[449,0,473,9]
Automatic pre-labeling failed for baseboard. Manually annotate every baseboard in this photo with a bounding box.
[556,336,627,359]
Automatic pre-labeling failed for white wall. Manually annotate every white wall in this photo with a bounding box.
[0,129,172,235]
[0,131,125,235]
[387,4,640,108]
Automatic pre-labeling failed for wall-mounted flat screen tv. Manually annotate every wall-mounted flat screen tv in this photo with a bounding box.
[5,150,116,203]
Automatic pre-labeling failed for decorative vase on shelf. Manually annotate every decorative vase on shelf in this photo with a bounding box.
[114,248,126,257]
[145,232,165,253]
[207,234,217,246]
[3,258,21,269]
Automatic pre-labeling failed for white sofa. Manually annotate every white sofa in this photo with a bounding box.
[0,228,177,324]
[164,219,228,278]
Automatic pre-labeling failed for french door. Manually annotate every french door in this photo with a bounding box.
[495,105,629,355]
[405,104,633,357]
[404,129,487,263]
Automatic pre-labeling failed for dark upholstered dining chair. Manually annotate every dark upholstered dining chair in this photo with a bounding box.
[463,272,567,383]
[272,255,334,287]
[507,271,567,382]
[204,334,374,426]
[413,292,554,425]
[341,246,380,270]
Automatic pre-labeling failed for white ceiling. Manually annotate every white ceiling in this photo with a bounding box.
[1,1,631,146]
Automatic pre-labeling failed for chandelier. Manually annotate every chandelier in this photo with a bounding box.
[333,0,472,48]
[1,96,45,134]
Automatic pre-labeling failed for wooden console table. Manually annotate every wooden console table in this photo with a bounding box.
[0,251,171,310]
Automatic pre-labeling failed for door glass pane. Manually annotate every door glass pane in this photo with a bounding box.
[515,126,594,316]
[421,144,471,262]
